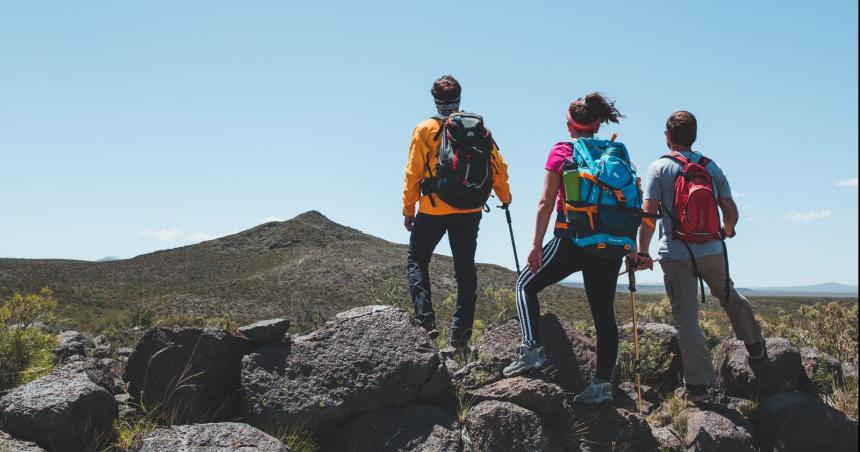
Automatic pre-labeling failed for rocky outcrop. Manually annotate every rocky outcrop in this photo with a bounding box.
[714,338,810,400]
[124,327,253,423]
[239,318,291,344]
[0,360,116,452]
[684,404,755,452]
[465,375,565,418]
[616,322,683,392]
[476,314,596,393]
[0,431,45,452]
[138,422,287,451]
[548,402,658,451]
[800,346,844,392]
[319,405,460,452]
[52,330,87,363]
[241,305,451,430]
[465,401,561,452]
[754,391,858,452]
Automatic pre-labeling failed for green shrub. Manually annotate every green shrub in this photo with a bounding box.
[761,302,858,365]
[617,336,666,385]
[0,288,59,390]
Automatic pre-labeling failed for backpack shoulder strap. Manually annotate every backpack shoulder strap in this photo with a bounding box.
[572,139,597,170]
[432,115,447,140]
[661,151,688,166]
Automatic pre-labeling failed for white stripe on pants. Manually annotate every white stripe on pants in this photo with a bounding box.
[515,237,563,346]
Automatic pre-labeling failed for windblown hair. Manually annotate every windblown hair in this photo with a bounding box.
[666,111,697,147]
[431,75,461,102]
[568,92,624,125]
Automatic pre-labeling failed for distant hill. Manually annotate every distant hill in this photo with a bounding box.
[0,211,587,335]
[96,256,120,262]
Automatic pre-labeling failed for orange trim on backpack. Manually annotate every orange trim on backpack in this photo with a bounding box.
[565,204,598,230]
[555,221,569,229]
[597,243,607,249]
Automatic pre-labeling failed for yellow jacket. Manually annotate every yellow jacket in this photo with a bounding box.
[402,117,512,216]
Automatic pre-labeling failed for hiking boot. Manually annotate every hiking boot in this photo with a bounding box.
[420,322,439,340]
[453,344,474,364]
[573,378,613,406]
[676,384,711,403]
[502,344,549,377]
[746,341,768,361]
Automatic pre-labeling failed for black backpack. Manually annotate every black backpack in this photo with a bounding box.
[421,112,495,209]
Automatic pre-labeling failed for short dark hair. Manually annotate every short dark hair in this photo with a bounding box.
[431,75,461,102]
[666,111,697,147]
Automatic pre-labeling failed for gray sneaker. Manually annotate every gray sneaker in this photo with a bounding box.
[573,378,614,406]
[502,344,549,377]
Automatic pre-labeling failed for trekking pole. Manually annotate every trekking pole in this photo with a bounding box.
[503,206,521,274]
[628,269,644,414]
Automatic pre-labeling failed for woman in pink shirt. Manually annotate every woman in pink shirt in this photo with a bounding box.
[503,93,625,406]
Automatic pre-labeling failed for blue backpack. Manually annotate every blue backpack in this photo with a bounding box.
[563,138,643,259]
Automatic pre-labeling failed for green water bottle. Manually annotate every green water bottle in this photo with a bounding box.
[563,161,581,202]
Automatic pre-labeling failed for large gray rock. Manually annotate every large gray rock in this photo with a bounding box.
[138,422,287,451]
[800,346,844,393]
[476,314,596,393]
[754,391,858,452]
[52,330,87,363]
[465,401,561,452]
[684,405,755,452]
[0,431,45,452]
[616,322,684,393]
[548,402,658,452]
[319,405,460,452]
[124,327,253,423]
[241,306,450,429]
[0,360,116,452]
[714,338,810,400]
[239,318,291,344]
[465,375,565,418]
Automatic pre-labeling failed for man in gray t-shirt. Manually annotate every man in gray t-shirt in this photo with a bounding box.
[628,111,764,402]
[642,151,732,261]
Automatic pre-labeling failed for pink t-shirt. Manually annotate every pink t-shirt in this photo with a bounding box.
[545,141,574,214]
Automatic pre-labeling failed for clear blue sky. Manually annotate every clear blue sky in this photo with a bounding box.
[1,1,857,287]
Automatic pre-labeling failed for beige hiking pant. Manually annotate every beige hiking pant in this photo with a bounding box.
[661,254,764,385]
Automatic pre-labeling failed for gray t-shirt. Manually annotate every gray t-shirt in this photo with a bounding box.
[642,151,732,261]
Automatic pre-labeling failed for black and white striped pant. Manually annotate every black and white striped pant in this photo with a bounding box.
[514,236,623,380]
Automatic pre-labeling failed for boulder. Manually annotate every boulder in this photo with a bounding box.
[614,382,659,414]
[0,360,117,452]
[239,318,291,344]
[651,426,682,451]
[138,422,287,451]
[0,431,46,452]
[684,404,755,452]
[714,338,810,400]
[124,327,253,423]
[616,323,683,393]
[465,401,561,452]
[477,314,596,393]
[465,375,565,418]
[52,330,86,363]
[319,405,459,452]
[547,402,658,451]
[241,306,450,429]
[754,391,858,452]
[800,346,844,393]
[417,357,456,407]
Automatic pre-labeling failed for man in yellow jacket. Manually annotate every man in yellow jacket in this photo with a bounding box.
[402,75,512,352]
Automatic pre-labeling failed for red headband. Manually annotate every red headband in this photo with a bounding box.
[566,110,601,132]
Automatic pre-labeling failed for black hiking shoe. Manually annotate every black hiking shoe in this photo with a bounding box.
[677,384,711,403]
[746,341,768,361]
[421,322,439,340]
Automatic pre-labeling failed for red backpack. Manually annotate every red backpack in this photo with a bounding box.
[663,151,721,243]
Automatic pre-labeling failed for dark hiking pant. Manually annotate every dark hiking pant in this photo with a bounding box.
[407,212,481,346]
[515,236,623,381]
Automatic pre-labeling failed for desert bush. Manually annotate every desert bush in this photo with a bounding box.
[761,301,858,365]
[485,287,516,322]
[365,271,410,311]
[0,288,58,390]
[616,336,667,385]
